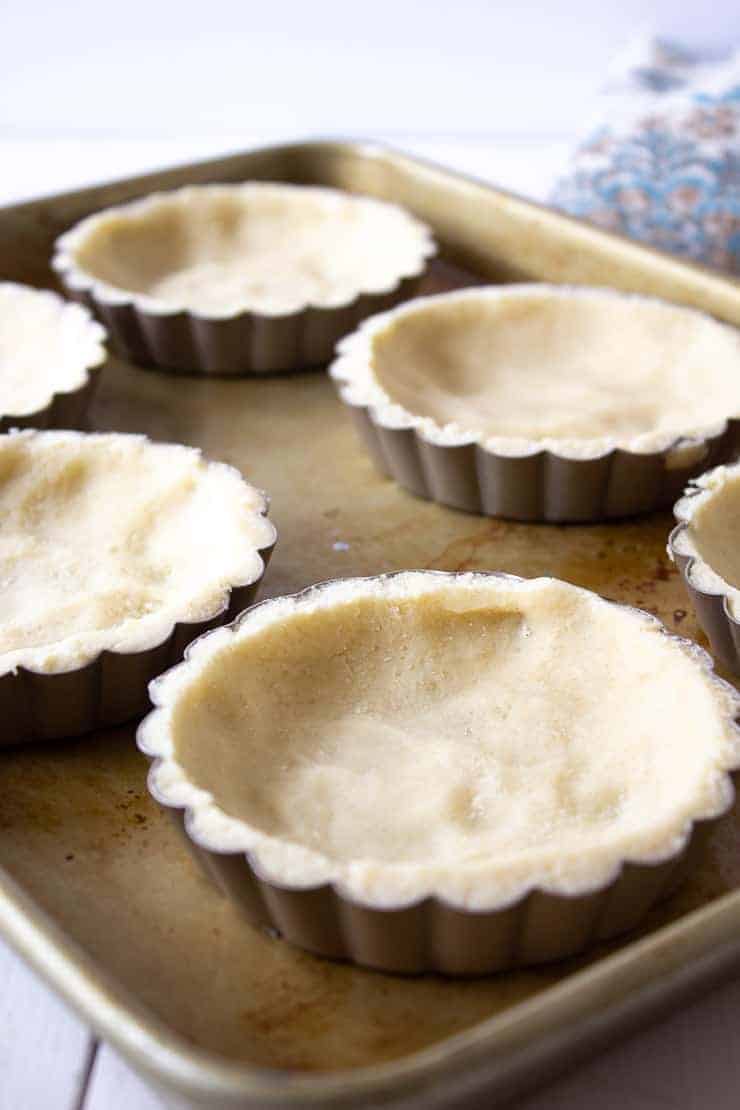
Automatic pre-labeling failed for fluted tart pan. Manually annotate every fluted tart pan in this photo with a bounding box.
[0,282,106,432]
[138,571,740,975]
[330,285,740,522]
[0,430,275,745]
[669,461,740,674]
[53,182,436,375]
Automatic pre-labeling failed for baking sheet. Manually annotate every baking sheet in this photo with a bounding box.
[1,141,740,1108]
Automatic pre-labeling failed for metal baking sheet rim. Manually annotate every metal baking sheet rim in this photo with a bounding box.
[3,863,740,1109]
[2,138,740,1108]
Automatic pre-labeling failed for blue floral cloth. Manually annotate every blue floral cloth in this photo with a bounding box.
[550,40,740,273]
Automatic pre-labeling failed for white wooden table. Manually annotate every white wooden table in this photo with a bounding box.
[2,133,740,1110]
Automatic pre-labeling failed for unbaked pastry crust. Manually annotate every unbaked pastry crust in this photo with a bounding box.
[0,282,105,418]
[331,285,740,459]
[141,572,740,912]
[672,462,740,617]
[0,430,275,674]
[53,183,435,319]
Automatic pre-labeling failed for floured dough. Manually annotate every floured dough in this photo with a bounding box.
[0,283,105,416]
[143,573,740,910]
[673,462,740,616]
[54,183,434,317]
[332,286,740,457]
[0,431,274,673]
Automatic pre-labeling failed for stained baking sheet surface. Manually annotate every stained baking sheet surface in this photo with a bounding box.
[1,141,740,1108]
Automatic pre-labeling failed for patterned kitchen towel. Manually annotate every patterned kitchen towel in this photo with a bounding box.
[550,38,740,273]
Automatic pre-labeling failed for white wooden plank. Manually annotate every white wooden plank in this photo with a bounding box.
[517,980,740,1110]
[0,937,94,1110]
[83,1045,163,1110]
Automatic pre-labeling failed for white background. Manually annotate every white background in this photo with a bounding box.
[4,0,740,139]
[2,2,740,1108]
[2,0,740,204]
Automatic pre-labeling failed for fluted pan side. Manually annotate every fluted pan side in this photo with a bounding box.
[0,554,272,748]
[65,278,425,376]
[351,406,738,522]
[138,572,739,975]
[173,817,704,976]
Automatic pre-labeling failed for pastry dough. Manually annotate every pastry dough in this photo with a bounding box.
[332,285,740,458]
[142,572,740,911]
[54,183,434,318]
[0,283,105,417]
[672,461,740,617]
[0,431,274,673]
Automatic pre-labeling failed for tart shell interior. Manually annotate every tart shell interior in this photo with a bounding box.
[61,184,434,318]
[0,283,105,416]
[153,574,740,909]
[338,287,740,455]
[0,431,273,674]
[674,463,740,615]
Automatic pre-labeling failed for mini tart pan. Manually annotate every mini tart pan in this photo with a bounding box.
[0,283,106,433]
[669,463,740,674]
[0,581,272,747]
[0,432,275,746]
[52,184,436,375]
[330,286,740,522]
[137,571,740,976]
